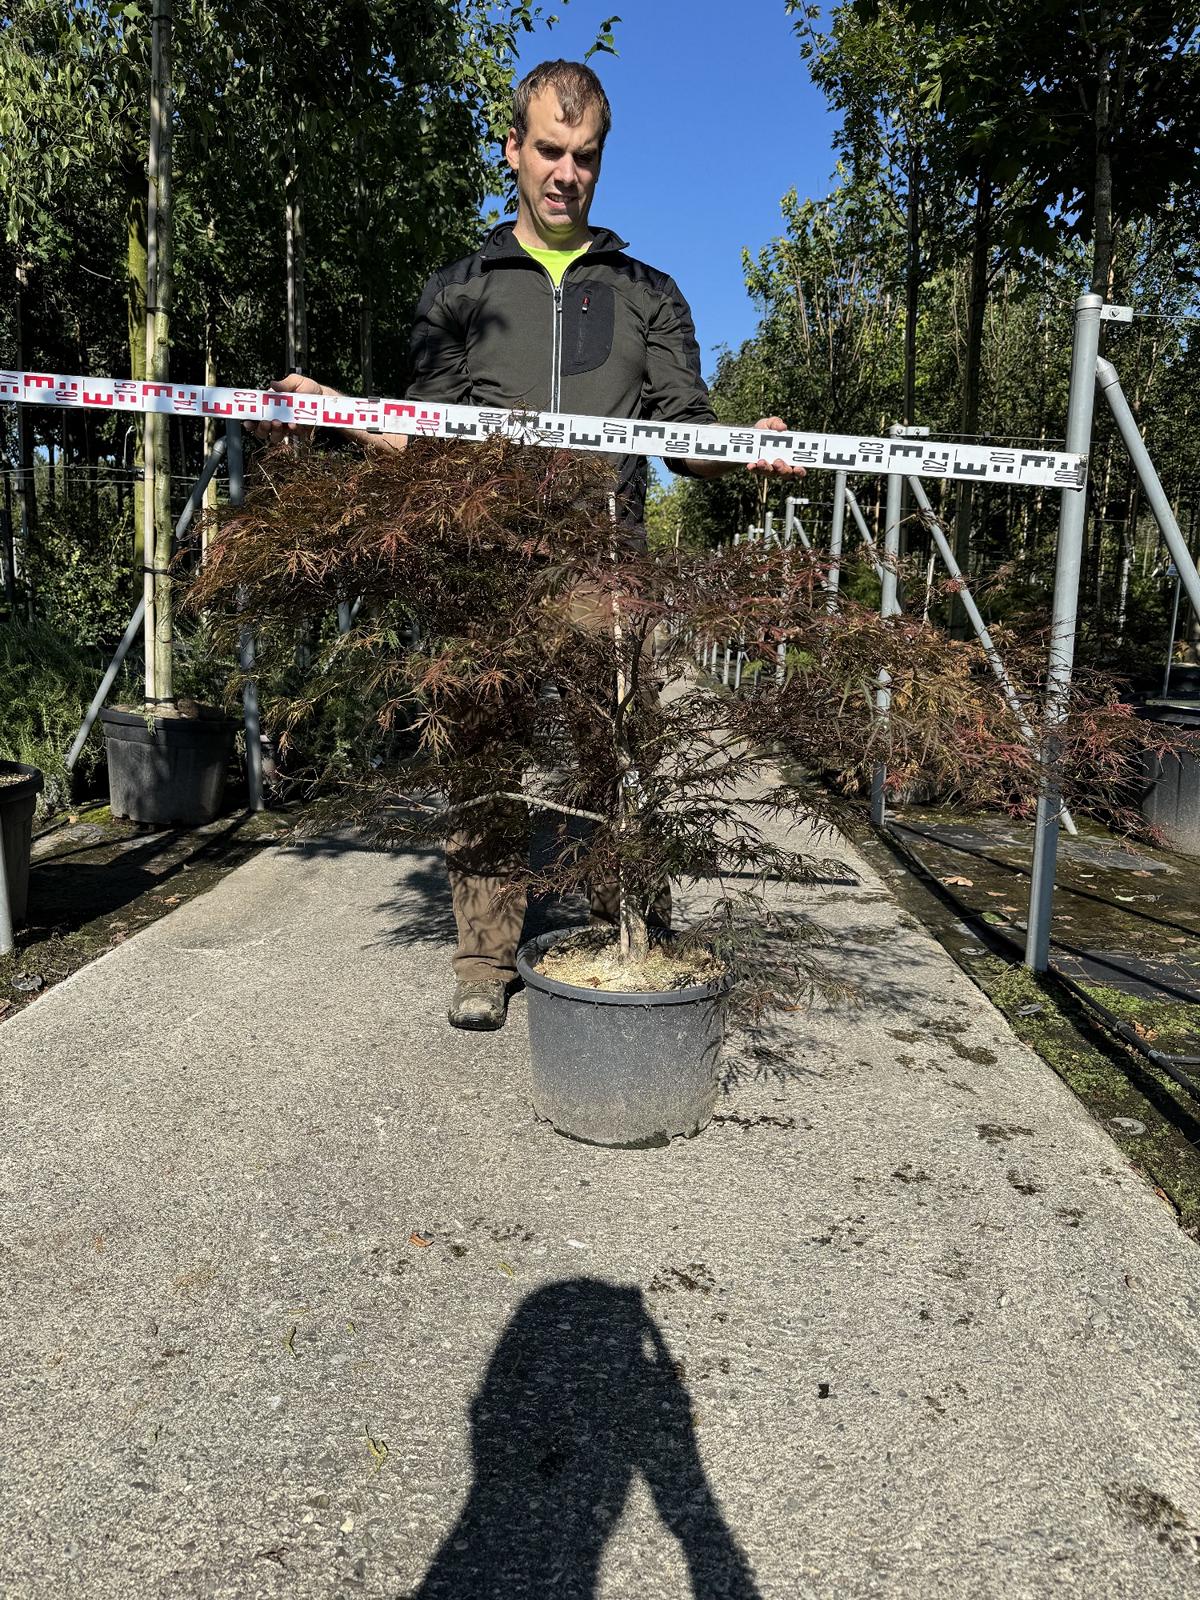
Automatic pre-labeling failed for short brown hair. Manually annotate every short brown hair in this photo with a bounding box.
[511,60,612,150]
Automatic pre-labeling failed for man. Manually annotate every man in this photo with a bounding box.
[258,59,804,1031]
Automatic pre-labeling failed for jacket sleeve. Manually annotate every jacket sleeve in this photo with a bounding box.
[407,270,473,404]
[640,275,718,476]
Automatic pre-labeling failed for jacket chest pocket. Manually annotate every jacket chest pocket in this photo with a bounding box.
[561,280,615,376]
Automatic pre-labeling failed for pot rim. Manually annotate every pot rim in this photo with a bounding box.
[0,760,45,803]
[100,706,240,731]
[516,926,733,1008]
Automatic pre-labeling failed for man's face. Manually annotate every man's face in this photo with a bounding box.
[505,87,603,245]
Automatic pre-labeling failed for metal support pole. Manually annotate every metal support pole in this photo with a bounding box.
[906,475,1076,836]
[870,446,904,826]
[826,470,846,612]
[844,487,886,579]
[174,435,226,545]
[784,496,813,551]
[65,598,147,772]
[228,422,264,812]
[71,436,232,768]
[64,333,222,777]
[776,500,794,685]
[0,811,12,957]
[1,467,15,605]
[1025,294,1104,972]
[1163,570,1182,699]
[880,440,904,618]
[1097,358,1200,626]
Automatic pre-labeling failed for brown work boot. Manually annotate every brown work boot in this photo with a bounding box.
[448,978,508,1031]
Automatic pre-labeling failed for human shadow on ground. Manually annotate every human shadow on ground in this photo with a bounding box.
[408,1278,762,1600]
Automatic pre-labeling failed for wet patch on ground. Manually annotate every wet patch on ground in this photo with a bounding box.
[711,1110,803,1132]
[648,1263,716,1295]
[976,1123,1035,1146]
[1104,1482,1200,1561]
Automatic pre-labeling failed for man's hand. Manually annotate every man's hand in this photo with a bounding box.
[683,415,807,481]
[246,371,327,444]
[246,371,405,455]
[746,416,807,477]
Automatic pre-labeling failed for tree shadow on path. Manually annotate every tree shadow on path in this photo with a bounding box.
[408,1277,763,1600]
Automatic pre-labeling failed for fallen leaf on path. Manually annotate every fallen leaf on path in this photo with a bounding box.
[0,999,10,1016]
[364,1429,389,1472]
[409,1231,433,1248]
[1131,1022,1160,1041]
[497,1261,515,1277]
[941,875,974,887]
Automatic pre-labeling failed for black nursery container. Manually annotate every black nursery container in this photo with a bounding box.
[516,929,730,1147]
[0,761,44,925]
[101,708,238,827]
[1138,700,1200,858]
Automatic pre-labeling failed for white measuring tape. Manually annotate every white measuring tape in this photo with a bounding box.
[0,370,1087,489]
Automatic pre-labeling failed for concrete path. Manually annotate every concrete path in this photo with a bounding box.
[3,820,1199,1599]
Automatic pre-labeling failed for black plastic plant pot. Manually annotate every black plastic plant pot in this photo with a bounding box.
[0,761,44,926]
[1137,701,1200,858]
[515,929,731,1147]
[101,708,238,828]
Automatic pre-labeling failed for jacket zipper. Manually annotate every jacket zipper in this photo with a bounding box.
[545,256,590,412]
[550,283,563,411]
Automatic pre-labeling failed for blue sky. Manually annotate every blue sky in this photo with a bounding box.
[487,1,841,379]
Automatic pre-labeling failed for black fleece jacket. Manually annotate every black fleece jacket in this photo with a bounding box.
[406,221,718,529]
